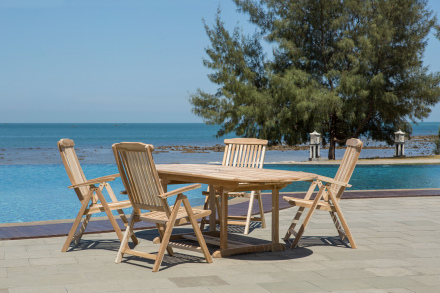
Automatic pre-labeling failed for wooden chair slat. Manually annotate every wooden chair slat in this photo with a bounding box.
[283,139,363,249]
[201,138,268,234]
[57,138,138,252]
[113,142,212,272]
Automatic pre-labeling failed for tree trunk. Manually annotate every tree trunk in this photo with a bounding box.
[328,134,336,160]
[328,114,336,160]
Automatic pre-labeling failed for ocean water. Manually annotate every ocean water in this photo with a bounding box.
[0,123,236,149]
[1,122,439,165]
[1,163,440,223]
[0,122,439,149]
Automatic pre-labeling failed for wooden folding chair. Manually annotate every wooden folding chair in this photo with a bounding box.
[113,142,212,272]
[283,138,363,248]
[58,139,138,252]
[200,138,267,234]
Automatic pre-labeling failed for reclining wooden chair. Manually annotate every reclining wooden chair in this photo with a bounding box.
[200,138,268,234]
[58,138,138,252]
[283,138,363,249]
[112,142,212,272]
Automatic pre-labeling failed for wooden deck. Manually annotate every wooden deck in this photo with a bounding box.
[1,188,439,240]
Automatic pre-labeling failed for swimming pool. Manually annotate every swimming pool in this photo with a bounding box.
[1,164,439,223]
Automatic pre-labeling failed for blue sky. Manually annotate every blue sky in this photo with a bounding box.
[1,0,440,123]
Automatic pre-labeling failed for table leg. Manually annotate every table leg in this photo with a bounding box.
[272,187,280,245]
[209,184,216,232]
[219,186,227,249]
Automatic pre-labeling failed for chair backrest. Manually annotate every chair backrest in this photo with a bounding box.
[331,138,363,199]
[222,138,268,169]
[57,138,88,201]
[112,142,167,213]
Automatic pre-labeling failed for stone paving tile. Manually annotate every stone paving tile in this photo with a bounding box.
[5,249,52,260]
[169,276,228,288]
[361,276,427,289]
[364,267,417,277]
[28,256,77,266]
[326,289,412,293]
[409,274,440,286]
[117,278,178,290]
[8,285,67,293]
[2,272,89,288]
[218,272,278,285]
[64,280,125,293]
[258,281,322,293]
[267,270,328,282]
[313,268,377,280]
[401,242,440,249]
[411,266,440,275]
[324,250,417,261]
[154,287,213,293]
[309,278,372,291]
[0,245,26,253]
[0,259,30,268]
[25,244,62,252]
[273,260,327,272]
[406,286,440,293]
[1,197,440,292]
[6,264,59,276]
[209,284,269,293]
[406,249,440,258]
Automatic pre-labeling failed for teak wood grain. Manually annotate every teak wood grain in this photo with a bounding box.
[113,142,213,272]
[283,138,363,249]
[156,163,317,258]
[201,138,268,234]
[57,138,138,252]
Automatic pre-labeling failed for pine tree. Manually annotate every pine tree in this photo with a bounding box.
[190,0,440,159]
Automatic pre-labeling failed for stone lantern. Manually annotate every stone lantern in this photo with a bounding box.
[309,130,321,161]
[394,129,405,157]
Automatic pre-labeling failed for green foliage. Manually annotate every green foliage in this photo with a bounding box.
[434,126,440,155]
[190,1,440,158]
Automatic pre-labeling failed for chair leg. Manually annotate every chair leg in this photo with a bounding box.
[182,197,213,264]
[199,196,209,231]
[95,188,125,242]
[283,207,305,241]
[330,211,346,241]
[119,210,139,245]
[153,197,183,272]
[284,181,318,242]
[62,191,93,252]
[257,191,266,228]
[291,186,326,248]
[104,183,134,240]
[327,191,357,249]
[116,211,136,263]
[244,191,256,235]
[215,195,221,223]
[73,214,92,246]
[156,224,174,256]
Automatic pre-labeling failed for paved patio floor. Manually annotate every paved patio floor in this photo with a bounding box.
[1,196,440,293]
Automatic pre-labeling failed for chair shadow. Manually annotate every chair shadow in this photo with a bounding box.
[283,235,351,249]
[68,225,349,269]
[119,252,210,271]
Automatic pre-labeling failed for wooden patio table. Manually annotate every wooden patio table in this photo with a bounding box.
[156,164,318,258]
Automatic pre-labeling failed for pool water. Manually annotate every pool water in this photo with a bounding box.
[1,164,439,223]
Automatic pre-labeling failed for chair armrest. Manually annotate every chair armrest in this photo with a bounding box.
[316,176,352,188]
[158,184,201,199]
[69,174,119,189]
